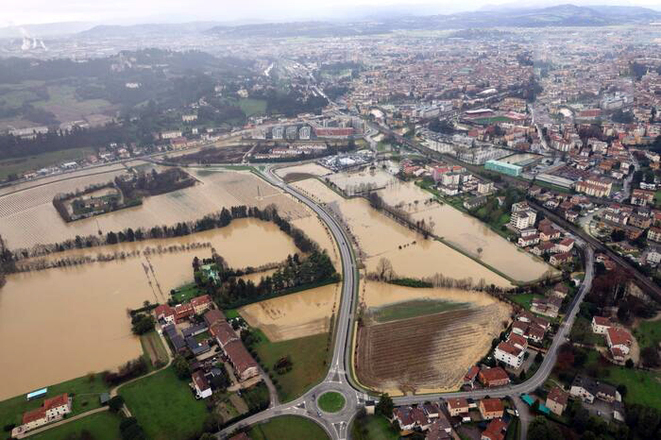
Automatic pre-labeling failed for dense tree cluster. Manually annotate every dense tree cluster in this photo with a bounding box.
[130,313,155,335]
[102,357,148,386]
[206,250,338,309]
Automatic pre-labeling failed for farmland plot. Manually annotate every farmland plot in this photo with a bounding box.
[356,282,511,395]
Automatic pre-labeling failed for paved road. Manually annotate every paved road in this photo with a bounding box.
[218,164,595,440]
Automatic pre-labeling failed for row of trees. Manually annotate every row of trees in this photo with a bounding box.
[11,204,315,261]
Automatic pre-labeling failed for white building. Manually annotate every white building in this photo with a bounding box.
[494,341,524,369]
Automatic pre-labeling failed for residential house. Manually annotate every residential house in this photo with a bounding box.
[154,304,175,324]
[192,370,212,399]
[606,327,633,361]
[648,227,661,243]
[464,366,480,389]
[546,387,569,416]
[550,252,573,267]
[13,394,72,435]
[494,341,524,369]
[479,399,504,420]
[591,316,611,334]
[204,309,225,327]
[478,367,510,388]
[446,398,470,417]
[551,283,569,299]
[481,418,507,440]
[631,189,655,207]
[531,297,562,318]
[223,340,259,381]
[554,238,575,254]
[570,375,620,404]
[210,321,239,348]
[191,295,212,315]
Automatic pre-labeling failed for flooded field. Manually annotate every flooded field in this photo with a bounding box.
[274,163,332,180]
[0,219,299,400]
[326,168,397,194]
[374,181,553,283]
[0,169,309,249]
[239,283,340,341]
[356,282,511,395]
[292,178,511,288]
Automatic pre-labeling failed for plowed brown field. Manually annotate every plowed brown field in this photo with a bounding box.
[356,303,509,395]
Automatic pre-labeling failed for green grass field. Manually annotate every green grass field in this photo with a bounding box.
[369,299,468,323]
[248,415,329,440]
[238,98,267,117]
[0,147,94,180]
[606,367,661,409]
[171,283,203,303]
[317,392,345,413]
[634,319,661,350]
[252,332,330,403]
[30,411,121,440]
[119,366,208,440]
[355,415,398,440]
[0,374,109,429]
[139,331,169,370]
[570,316,605,346]
[510,293,544,311]
[34,85,112,121]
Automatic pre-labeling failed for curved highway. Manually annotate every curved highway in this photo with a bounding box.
[213,165,595,440]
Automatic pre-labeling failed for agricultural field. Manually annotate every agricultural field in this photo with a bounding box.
[0,147,95,180]
[356,282,511,395]
[119,366,208,440]
[292,178,511,288]
[33,85,116,122]
[248,415,330,440]
[239,283,340,341]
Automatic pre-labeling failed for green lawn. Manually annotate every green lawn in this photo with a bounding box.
[171,283,202,303]
[510,293,543,311]
[238,98,267,117]
[570,316,605,346]
[317,392,345,413]
[633,319,661,350]
[607,367,661,409]
[252,332,330,402]
[654,190,661,209]
[356,415,398,440]
[369,299,468,323]
[248,415,329,440]
[119,366,208,440]
[0,147,94,180]
[0,374,109,429]
[139,331,169,370]
[224,309,240,319]
[30,411,121,440]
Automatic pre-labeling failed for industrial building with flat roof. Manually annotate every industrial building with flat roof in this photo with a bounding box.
[485,159,522,177]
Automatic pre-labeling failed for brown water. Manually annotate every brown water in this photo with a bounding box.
[239,283,340,341]
[0,219,299,400]
[375,182,554,282]
[0,169,309,249]
[292,179,511,287]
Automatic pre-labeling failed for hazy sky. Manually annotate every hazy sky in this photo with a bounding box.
[3,0,661,26]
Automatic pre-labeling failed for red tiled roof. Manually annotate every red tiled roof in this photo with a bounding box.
[224,340,258,375]
[447,397,469,410]
[210,321,237,346]
[548,387,568,406]
[592,316,611,327]
[481,398,504,413]
[607,327,633,347]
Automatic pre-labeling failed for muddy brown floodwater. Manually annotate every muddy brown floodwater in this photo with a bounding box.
[239,283,341,341]
[0,219,298,400]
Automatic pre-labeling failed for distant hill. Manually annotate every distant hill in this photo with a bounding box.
[78,22,222,38]
[205,4,661,38]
